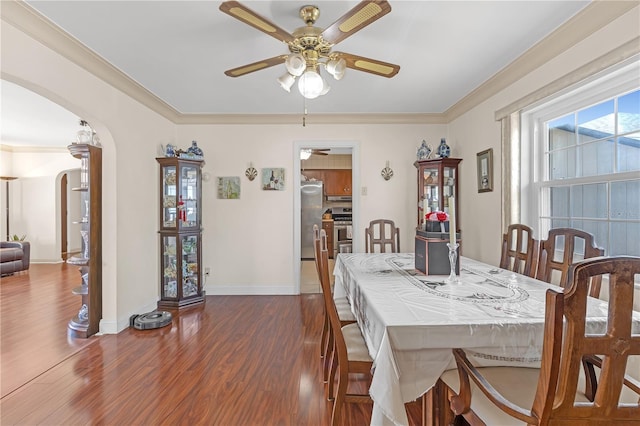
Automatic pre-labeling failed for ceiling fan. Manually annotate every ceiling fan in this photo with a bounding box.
[219,1,400,99]
[300,148,329,159]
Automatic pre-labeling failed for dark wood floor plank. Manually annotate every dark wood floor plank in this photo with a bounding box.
[1,263,422,425]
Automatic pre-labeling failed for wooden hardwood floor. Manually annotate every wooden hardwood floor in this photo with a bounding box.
[1,263,421,425]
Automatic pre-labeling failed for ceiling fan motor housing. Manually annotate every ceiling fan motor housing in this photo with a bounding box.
[289,26,333,59]
[299,5,320,25]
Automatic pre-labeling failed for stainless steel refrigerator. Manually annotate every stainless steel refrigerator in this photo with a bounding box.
[301,181,324,259]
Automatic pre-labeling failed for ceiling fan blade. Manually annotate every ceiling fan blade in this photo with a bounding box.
[320,0,391,45]
[224,55,287,77]
[313,152,329,156]
[335,52,400,78]
[219,1,294,43]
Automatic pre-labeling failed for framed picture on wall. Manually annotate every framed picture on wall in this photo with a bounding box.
[262,168,285,191]
[217,176,240,199]
[476,148,493,193]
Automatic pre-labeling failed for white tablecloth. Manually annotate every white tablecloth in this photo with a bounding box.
[332,253,630,426]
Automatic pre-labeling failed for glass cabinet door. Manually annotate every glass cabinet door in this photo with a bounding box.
[415,158,462,231]
[162,166,177,228]
[442,165,457,214]
[422,165,440,215]
[162,235,178,298]
[180,165,199,229]
[181,234,199,297]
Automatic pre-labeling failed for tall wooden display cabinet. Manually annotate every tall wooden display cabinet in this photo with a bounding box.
[67,143,102,338]
[414,158,462,231]
[157,157,205,309]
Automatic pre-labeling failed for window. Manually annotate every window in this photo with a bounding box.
[522,61,640,258]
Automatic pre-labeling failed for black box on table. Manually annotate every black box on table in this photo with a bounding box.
[415,230,461,275]
[424,221,450,233]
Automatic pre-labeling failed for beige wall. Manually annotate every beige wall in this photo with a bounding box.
[448,6,640,266]
[2,20,175,332]
[2,4,638,333]
[4,150,79,261]
[177,123,447,293]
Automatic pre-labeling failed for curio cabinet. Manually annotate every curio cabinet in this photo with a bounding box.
[414,158,462,232]
[67,143,102,338]
[157,157,204,309]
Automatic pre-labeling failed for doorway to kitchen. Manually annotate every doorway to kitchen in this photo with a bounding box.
[293,140,360,294]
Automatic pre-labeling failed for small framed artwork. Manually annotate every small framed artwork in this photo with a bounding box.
[217,176,241,199]
[476,148,493,193]
[262,168,285,191]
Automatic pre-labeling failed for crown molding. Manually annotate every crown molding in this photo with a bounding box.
[495,39,640,120]
[174,112,446,125]
[444,1,639,122]
[2,0,636,126]
[1,143,68,153]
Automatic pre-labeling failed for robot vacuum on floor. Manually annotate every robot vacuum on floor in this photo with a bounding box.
[130,311,172,330]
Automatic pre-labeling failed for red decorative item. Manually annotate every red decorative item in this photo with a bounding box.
[426,211,449,222]
[178,195,186,223]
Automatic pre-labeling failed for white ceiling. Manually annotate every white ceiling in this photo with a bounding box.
[2,0,590,146]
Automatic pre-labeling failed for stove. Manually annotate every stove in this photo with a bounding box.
[331,207,352,256]
[331,207,352,224]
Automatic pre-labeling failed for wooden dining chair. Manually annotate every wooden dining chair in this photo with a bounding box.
[499,224,538,278]
[441,256,640,425]
[536,227,605,297]
[318,229,373,425]
[365,219,400,253]
[314,227,356,383]
[313,224,330,360]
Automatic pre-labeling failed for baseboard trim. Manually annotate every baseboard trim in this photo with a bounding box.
[104,300,159,334]
[204,284,297,296]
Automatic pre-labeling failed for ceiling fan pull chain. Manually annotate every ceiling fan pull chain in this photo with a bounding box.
[302,98,308,127]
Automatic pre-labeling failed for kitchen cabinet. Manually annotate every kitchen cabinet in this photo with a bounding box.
[322,220,334,259]
[157,157,205,309]
[414,158,462,232]
[67,143,102,338]
[301,169,352,197]
[325,169,352,196]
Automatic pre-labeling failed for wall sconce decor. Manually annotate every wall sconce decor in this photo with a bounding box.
[245,163,257,181]
[381,161,393,181]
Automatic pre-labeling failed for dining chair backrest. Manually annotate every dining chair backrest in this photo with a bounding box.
[318,230,344,358]
[536,227,604,297]
[318,230,335,313]
[318,229,373,426]
[536,256,640,422]
[365,219,399,253]
[312,224,321,279]
[451,256,640,424]
[499,224,539,278]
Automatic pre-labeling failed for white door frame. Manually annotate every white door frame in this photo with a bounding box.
[293,140,360,294]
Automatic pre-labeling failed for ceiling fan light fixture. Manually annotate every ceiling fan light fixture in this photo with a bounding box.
[332,69,345,81]
[326,58,346,80]
[300,149,312,160]
[277,73,295,92]
[298,69,324,99]
[285,53,306,77]
[319,80,331,96]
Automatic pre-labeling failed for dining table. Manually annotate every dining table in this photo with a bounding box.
[332,252,630,426]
